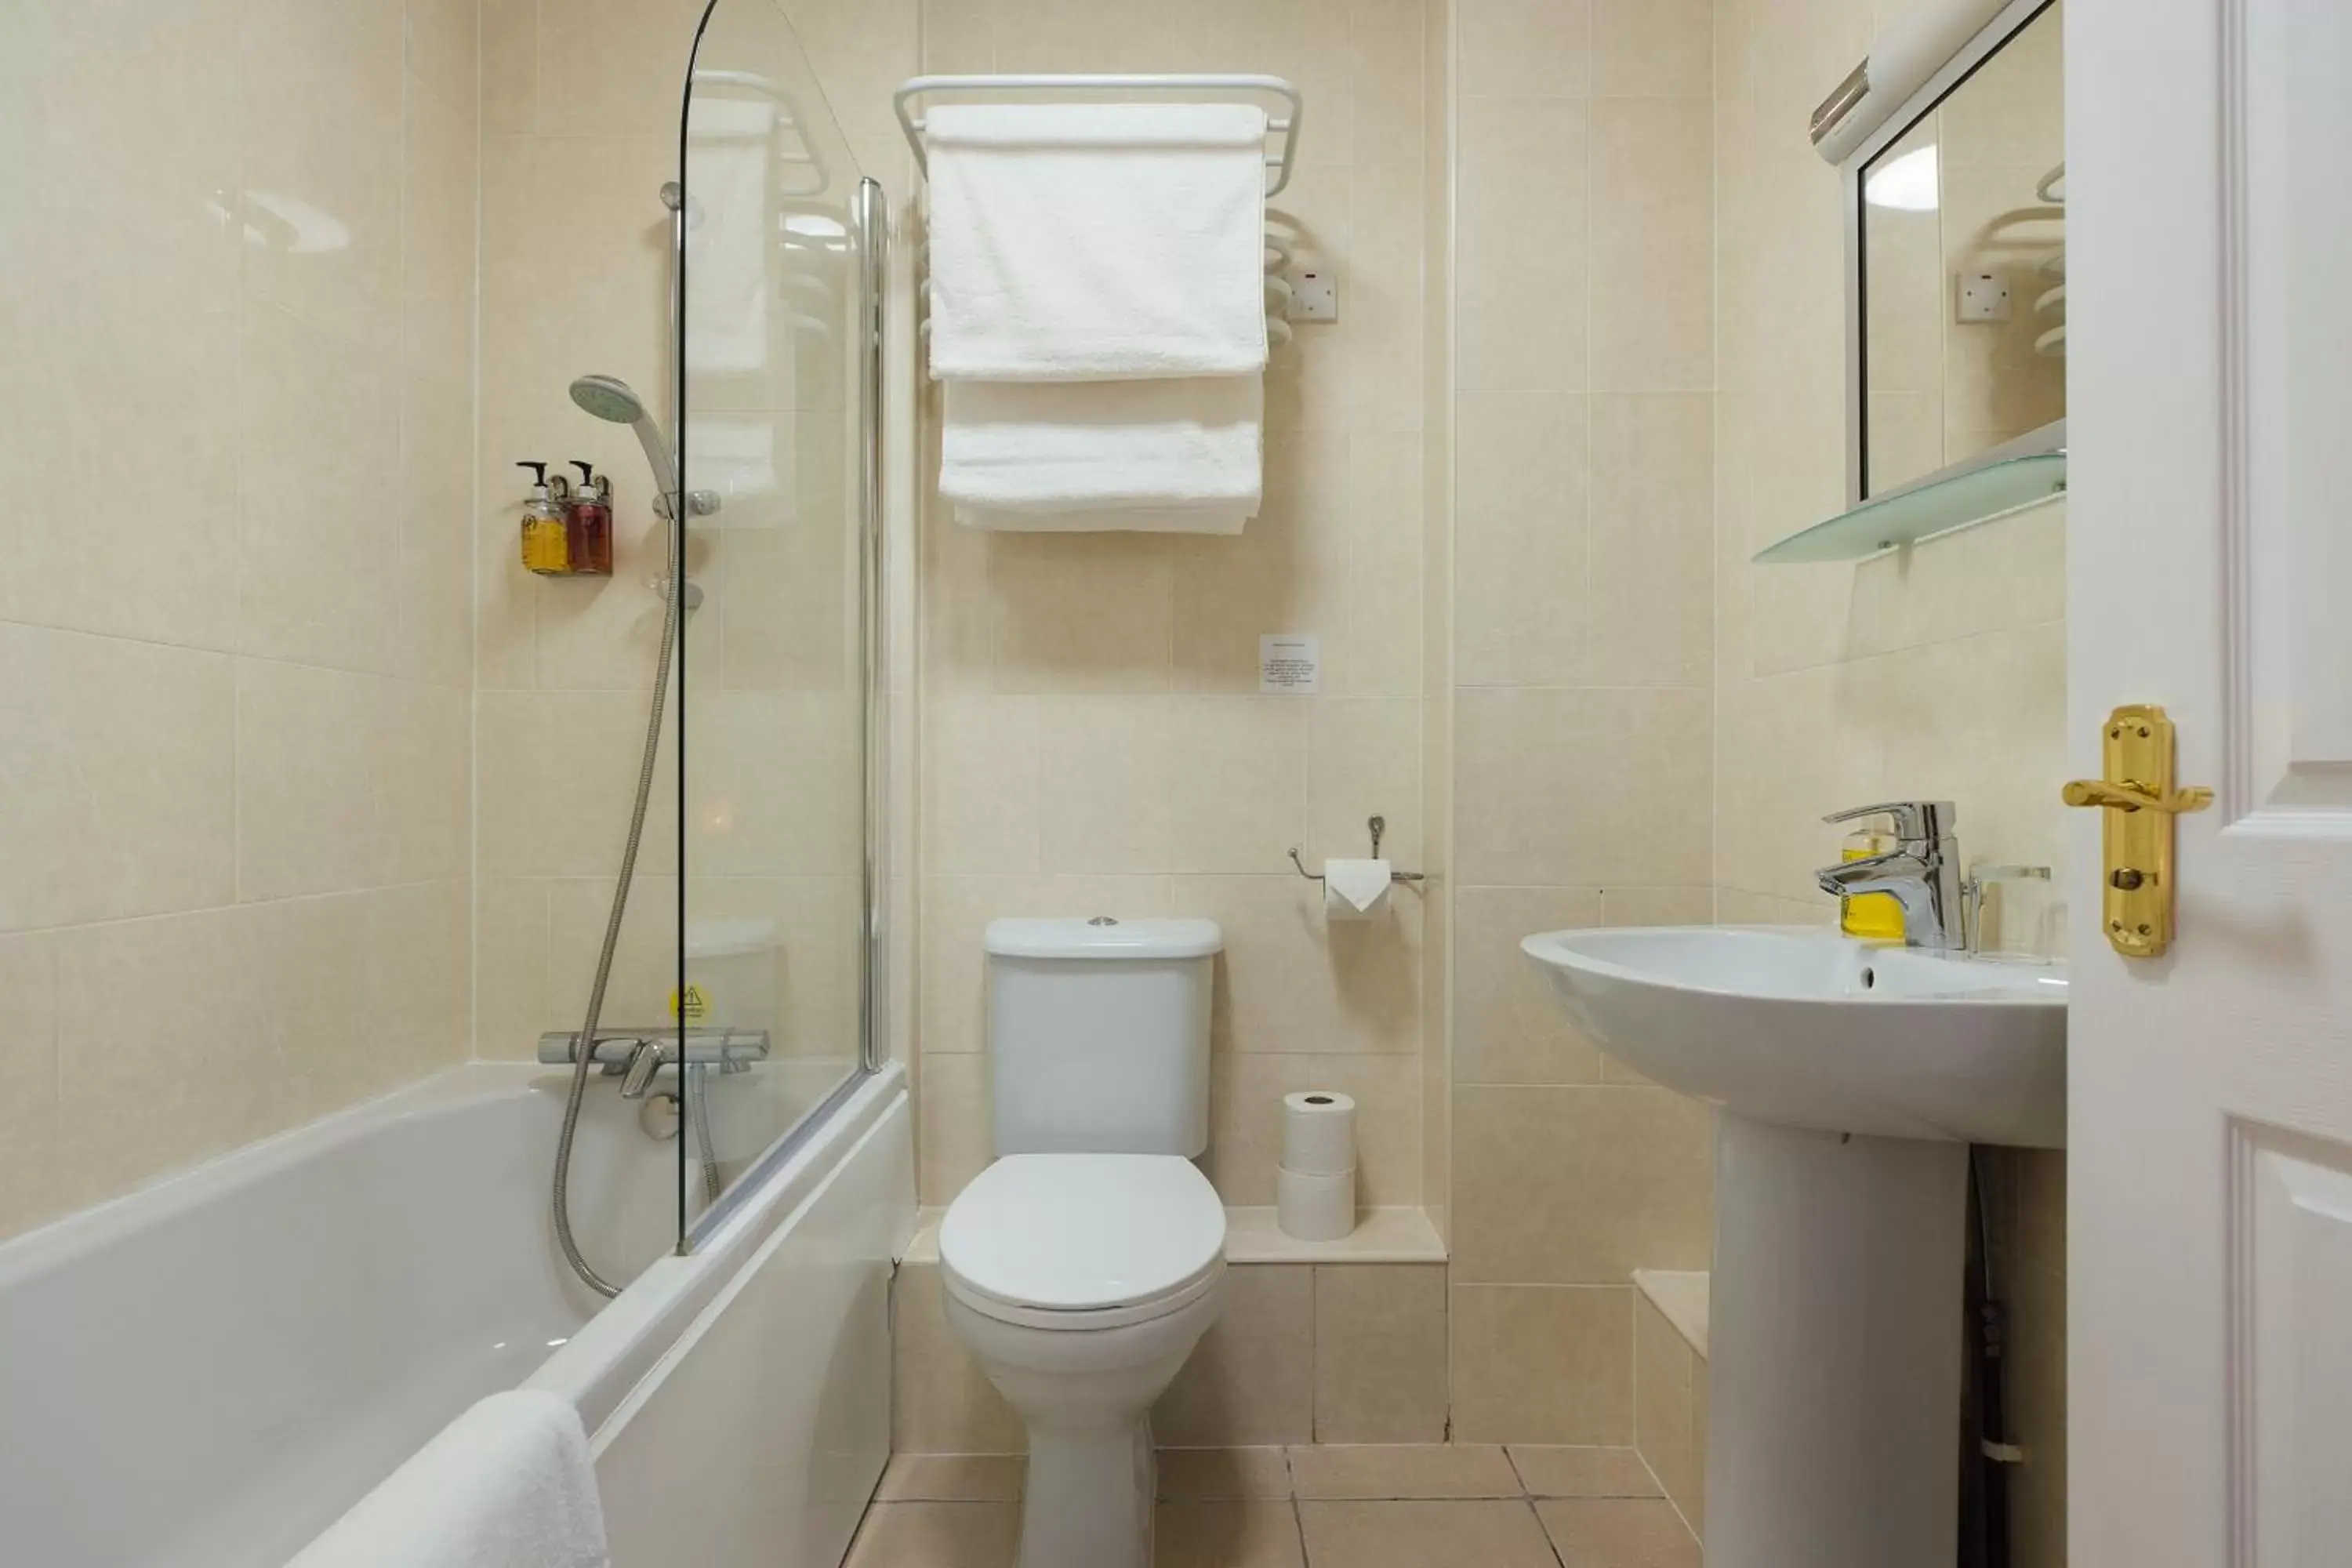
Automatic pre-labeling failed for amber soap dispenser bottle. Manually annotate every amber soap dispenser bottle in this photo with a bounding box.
[566,460,615,576]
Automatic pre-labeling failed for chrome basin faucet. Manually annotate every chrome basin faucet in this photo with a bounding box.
[1816,801,1966,950]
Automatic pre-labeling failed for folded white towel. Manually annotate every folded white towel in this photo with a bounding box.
[285,1392,609,1568]
[956,506,1251,535]
[925,102,1272,382]
[940,378,1263,520]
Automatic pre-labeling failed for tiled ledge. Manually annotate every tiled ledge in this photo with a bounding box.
[902,1204,1448,1267]
[1633,1268,1709,1360]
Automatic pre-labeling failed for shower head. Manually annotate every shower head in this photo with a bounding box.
[568,374,679,499]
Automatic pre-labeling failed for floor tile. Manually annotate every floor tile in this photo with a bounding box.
[1160,1446,1295,1500]
[1507,1445,1664,1499]
[1156,1501,1308,1568]
[1297,1500,1559,1568]
[1288,1444,1522,1501]
[844,1501,1021,1568]
[1536,1498,1701,1567]
[875,1454,1026,1502]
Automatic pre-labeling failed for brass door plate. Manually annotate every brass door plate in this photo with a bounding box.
[2061,704,2213,958]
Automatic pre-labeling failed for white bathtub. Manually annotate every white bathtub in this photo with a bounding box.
[0,1061,913,1568]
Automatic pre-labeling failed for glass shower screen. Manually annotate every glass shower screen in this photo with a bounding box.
[673,0,881,1240]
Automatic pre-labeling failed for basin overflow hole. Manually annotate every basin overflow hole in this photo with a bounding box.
[1859,967,1876,990]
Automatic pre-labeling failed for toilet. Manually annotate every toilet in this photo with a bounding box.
[938,916,1228,1568]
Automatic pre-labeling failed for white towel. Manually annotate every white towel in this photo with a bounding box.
[955,506,1251,535]
[286,1392,610,1568]
[940,378,1263,519]
[925,102,1272,381]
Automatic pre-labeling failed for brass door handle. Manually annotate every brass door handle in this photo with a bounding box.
[2061,779,2214,815]
[2066,704,2209,958]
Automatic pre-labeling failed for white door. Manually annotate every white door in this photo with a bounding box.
[2071,0,2352,1563]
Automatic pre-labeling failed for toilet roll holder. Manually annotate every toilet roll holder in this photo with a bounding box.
[1287,816,1425,886]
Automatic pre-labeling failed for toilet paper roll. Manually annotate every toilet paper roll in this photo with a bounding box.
[1322,859,1392,921]
[1281,1091,1357,1177]
[1277,1164,1357,1242]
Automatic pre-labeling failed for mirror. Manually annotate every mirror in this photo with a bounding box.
[1853,0,2064,503]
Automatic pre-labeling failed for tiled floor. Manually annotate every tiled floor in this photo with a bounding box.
[848,1445,1699,1567]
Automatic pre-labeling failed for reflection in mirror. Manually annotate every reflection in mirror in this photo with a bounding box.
[1859,0,2063,500]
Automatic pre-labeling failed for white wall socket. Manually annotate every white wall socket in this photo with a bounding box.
[1958,270,2013,323]
[1286,264,1338,323]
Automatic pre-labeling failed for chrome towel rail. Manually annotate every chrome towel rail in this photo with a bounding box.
[893,73,1305,196]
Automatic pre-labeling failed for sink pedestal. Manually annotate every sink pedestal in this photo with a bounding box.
[1704,1114,1969,1568]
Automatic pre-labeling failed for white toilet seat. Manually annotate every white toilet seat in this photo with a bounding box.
[940,1153,1227,1330]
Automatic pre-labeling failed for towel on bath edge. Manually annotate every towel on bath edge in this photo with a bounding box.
[285,1390,610,1568]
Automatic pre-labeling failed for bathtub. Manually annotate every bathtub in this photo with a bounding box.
[0,1060,913,1568]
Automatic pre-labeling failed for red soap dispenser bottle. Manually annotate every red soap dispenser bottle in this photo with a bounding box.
[566,460,615,576]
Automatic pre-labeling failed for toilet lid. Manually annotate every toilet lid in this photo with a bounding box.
[940,1154,1226,1313]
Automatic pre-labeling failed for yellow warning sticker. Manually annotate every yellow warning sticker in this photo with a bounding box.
[670,982,712,1025]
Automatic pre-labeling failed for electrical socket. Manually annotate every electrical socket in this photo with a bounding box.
[1958,270,2013,324]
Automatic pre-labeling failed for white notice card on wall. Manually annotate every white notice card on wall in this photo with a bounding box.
[1260,633,1319,695]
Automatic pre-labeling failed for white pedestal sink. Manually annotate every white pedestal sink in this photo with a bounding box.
[1520,927,2065,1568]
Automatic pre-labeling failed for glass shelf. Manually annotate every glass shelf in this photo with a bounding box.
[1755,449,2067,565]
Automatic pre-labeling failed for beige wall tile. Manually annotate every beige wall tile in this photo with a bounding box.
[1593,0,1711,97]
[239,301,403,673]
[1456,687,1712,887]
[992,533,1175,695]
[1450,1284,1635,1443]
[238,0,405,354]
[477,690,681,879]
[1632,1291,1700,1531]
[0,935,60,1239]
[1453,1085,1714,1284]
[1454,887,1606,1086]
[0,187,241,654]
[405,0,480,110]
[1454,392,1591,686]
[237,660,469,901]
[1351,0,1428,166]
[1455,99,1590,393]
[919,1052,993,1203]
[476,878,553,1057]
[1587,394,1713,688]
[401,66,480,388]
[1307,699,1423,867]
[1331,434,1425,699]
[1589,98,1713,392]
[1154,1264,1316,1446]
[534,0,709,136]
[1193,877,1421,1057]
[1458,0,1592,98]
[1313,1264,1450,1443]
[1206,1052,1420,1207]
[1172,435,1351,695]
[399,377,478,688]
[0,626,236,933]
[891,1262,1025,1454]
[53,907,268,1210]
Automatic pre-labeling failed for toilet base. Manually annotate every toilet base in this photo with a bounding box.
[1016,1417,1156,1568]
